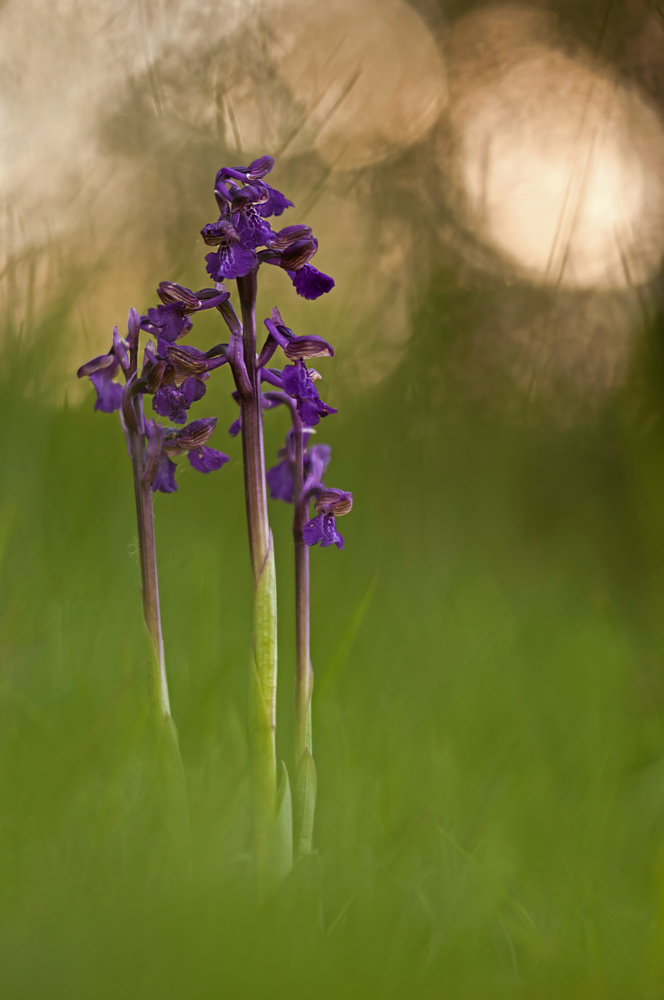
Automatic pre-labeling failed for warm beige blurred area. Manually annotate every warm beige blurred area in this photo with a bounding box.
[1,0,664,413]
[220,0,447,169]
[0,0,445,401]
[444,5,664,291]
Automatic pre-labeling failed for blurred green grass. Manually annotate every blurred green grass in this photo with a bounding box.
[1,278,664,999]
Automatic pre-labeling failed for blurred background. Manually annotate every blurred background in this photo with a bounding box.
[3,0,664,996]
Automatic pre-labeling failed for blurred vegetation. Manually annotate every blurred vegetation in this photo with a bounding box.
[2,1,664,993]
[1,253,664,997]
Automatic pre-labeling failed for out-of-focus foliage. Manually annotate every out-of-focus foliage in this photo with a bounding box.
[3,0,664,996]
[3,269,664,997]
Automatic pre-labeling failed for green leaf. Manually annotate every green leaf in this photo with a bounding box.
[248,658,277,844]
[293,748,317,862]
[249,533,278,866]
[266,761,293,885]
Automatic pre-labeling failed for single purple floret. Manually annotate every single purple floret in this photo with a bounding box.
[280,359,337,427]
[205,244,258,282]
[152,376,206,425]
[267,459,294,502]
[77,350,125,414]
[153,384,188,424]
[235,207,274,250]
[140,281,229,348]
[188,446,229,473]
[287,264,335,300]
[216,156,292,219]
[152,453,178,494]
[280,359,317,400]
[90,367,123,413]
[303,488,352,549]
[298,397,337,426]
[302,513,345,550]
[142,303,192,345]
[203,204,273,282]
[181,374,207,405]
[257,185,294,218]
[267,440,331,503]
[307,443,332,485]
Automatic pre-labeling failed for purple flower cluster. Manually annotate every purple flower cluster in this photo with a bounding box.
[78,299,229,494]
[303,489,354,550]
[148,417,229,494]
[260,307,353,551]
[256,308,337,428]
[139,281,228,355]
[78,154,352,864]
[201,156,334,301]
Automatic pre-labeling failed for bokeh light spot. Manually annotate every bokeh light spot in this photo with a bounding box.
[447,6,664,290]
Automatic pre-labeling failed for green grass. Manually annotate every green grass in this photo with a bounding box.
[1,282,664,999]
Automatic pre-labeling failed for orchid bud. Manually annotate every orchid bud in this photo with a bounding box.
[112,325,130,373]
[127,307,141,351]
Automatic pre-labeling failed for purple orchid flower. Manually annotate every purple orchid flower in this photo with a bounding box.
[194,161,347,863]
[267,428,331,503]
[189,447,228,473]
[88,359,123,413]
[302,489,353,551]
[278,360,337,427]
[140,281,230,355]
[77,334,126,413]
[151,416,229,492]
[258,226,335,299]
[153,377,206,425]
[77,304,229,811]
[258,307,334,367]
[140,333,228,425]
[202,214,272,282]
[215,156,293,217]
[257,311,336,427]
[287,264,336,301]
[202,156,334,299]
[151,450,178,494]
[78,310,229,495]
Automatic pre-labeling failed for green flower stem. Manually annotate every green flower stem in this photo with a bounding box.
[293,417,317,860]
[236,272,279,868]
[294,421,313,763]
[128,397,187,826]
